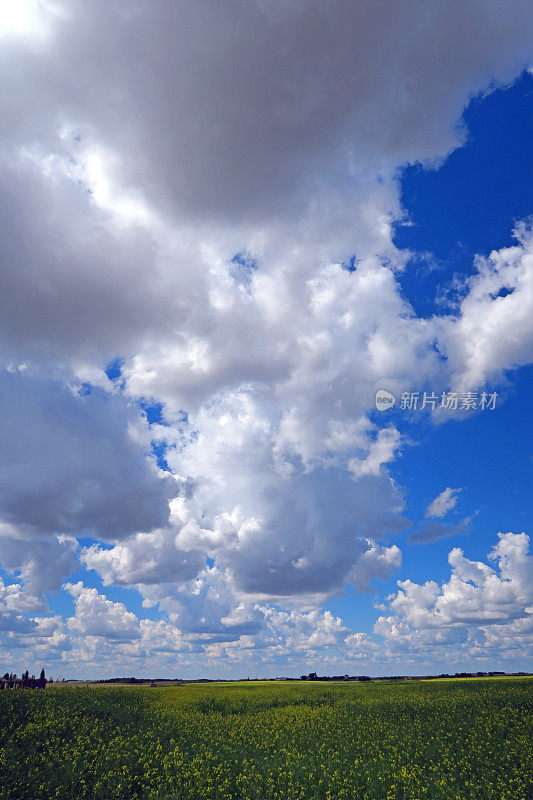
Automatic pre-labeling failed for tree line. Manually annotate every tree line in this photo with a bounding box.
[0,669,47,689]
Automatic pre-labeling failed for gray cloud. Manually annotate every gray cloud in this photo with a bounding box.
[0,1,532,668]
[3,1,531,223]
[409,518,472,545]
[223,469,407,597]
[0,528,78,595]
[0,370,173,540]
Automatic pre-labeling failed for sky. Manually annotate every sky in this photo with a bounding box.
[0,0,532,680]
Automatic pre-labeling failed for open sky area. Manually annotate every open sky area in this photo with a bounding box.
[0,1,532,679]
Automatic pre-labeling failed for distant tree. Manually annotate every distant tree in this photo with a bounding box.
[39,669,46,688]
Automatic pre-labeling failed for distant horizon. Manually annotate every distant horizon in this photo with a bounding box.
[80,671,533,682]
[11,669,532,684]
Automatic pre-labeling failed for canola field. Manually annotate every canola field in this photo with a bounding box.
[0,677,531,800]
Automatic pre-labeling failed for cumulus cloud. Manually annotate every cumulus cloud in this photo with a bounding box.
[65,582,140,641]
[0,524,78,596]
[0,576,43,616]
[437,223,533,390]
[375,533,533,656]
[0,534,529,675]
[0,370,173,540]
[150,566,265,642]
[0,1,532,672]
[349,428,401,478]
[426,487,464,519]
[81,528,204,587]
[0,577,69,660]
[3,0,532,225]
[349,541,402,592]
[260,607,349,652]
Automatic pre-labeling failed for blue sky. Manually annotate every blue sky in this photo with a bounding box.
[327,74,533,638]
[0,2,531,679]
[396,70,533,317]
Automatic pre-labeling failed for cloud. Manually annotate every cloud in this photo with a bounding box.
[143,391,408,602]
[437,223,533,390]
[0,1,532,365]
[0,1,532,672]
[409,517,471,545]
[135,620,194,657]
[0,524,78,596]
[349,542,402,592]
[0,576,44,616]
[375,533,533,651]
[0,370,173,540]
[349,427,402,478]
[81,528,204,587]
[0,577,69,657]
[65,582,140,641]
[177,462,407,600]
[260,607,349,652]
[426,487,464,519]
[3,0,532,226]
[144,566,265,642]
[0,533,529,675]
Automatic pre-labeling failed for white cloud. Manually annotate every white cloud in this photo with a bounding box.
[3,0,531,225]
[0,1,531,672]
[349,541,402,593]
[349,428,401,478]
[375,533,533,657]
[437,223,533,390]
[139,566,265,642]
[426,487,463,519]
[81,528,204,587]
[0,576,43,615]
[0,0,57,42]
[0,576,69,661]
[260,607,349,652]
[1,533,529,675]
[65,582,140,641]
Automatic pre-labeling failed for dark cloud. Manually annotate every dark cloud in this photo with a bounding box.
[0,370,173,540]
[409,517,472,544]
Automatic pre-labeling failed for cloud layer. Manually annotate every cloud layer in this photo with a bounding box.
[0,0,531,675]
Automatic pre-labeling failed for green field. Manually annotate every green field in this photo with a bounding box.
[0,678,531,800]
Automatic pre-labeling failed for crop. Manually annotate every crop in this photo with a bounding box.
[0,677,531,799]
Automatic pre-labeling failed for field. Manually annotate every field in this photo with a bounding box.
[0,678,531,800]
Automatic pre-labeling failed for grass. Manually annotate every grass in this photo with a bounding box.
[0,677,531,799]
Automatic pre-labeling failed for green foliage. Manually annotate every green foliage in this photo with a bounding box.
[0,678,531,799]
